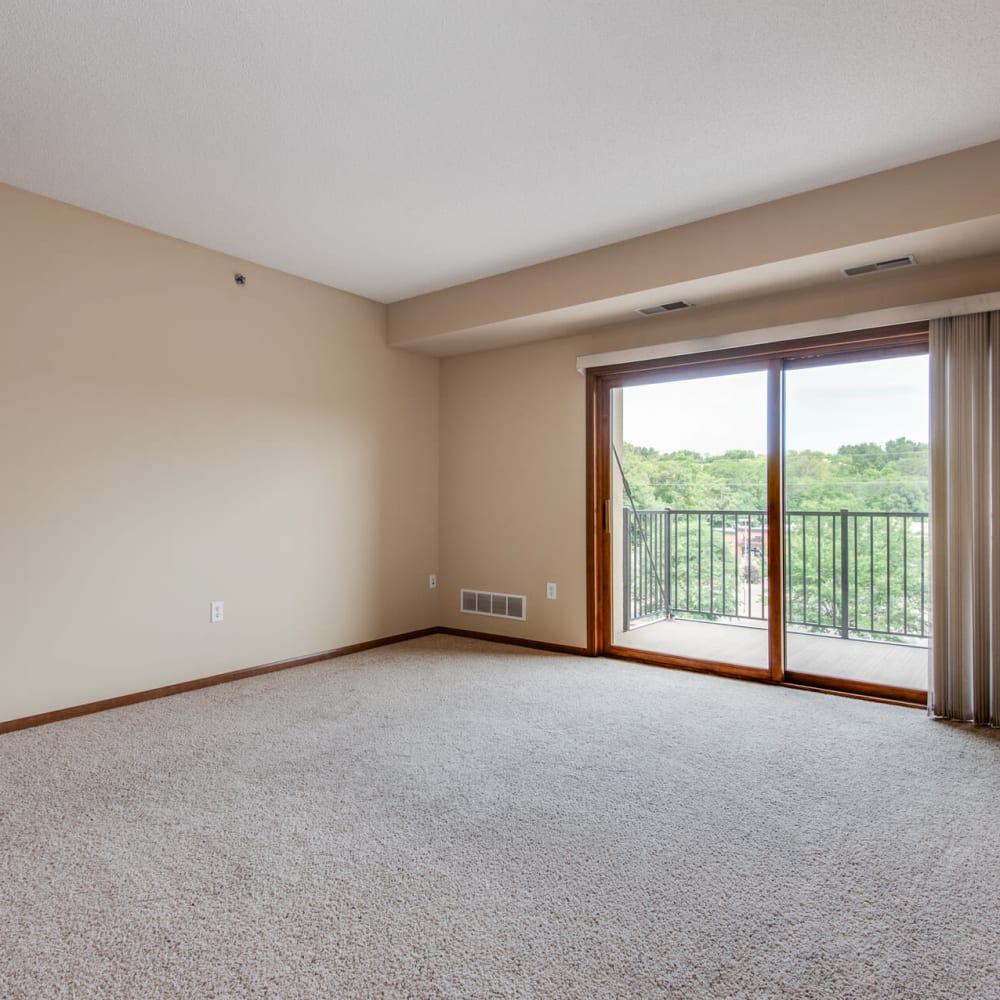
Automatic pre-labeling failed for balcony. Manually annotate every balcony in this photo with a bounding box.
[620,508,929,690]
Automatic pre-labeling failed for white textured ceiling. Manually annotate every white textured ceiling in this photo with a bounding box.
[2,1,1000,303]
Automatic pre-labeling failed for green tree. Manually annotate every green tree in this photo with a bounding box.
[619,438,929,639]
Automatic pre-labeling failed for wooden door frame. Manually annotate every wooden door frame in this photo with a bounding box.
[585,321,929,703]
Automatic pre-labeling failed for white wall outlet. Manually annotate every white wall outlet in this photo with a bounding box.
[210,601,224,623]
[546,582,557,600]
[429,574,437,590]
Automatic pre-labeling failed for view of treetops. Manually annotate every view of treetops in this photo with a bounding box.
[619,439,930,639]
[620,438,928,513]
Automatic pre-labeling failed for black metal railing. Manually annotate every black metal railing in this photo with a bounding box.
[623,508,929,643]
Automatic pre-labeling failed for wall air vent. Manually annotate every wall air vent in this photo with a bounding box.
[636,300,693,316]
[460,589,527,621]
[842,255,917,277]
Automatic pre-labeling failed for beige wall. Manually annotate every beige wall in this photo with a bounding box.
[439,336,588,647]
[5,166,1000,721]
[437,254,1000,649]
[1,185,440,723]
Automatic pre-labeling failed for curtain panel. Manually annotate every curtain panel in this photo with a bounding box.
[929,311,1000,726]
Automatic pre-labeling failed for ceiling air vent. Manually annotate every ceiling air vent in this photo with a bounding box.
[842,255,917,277]
[636,300,693,316]
[460,589,527,621]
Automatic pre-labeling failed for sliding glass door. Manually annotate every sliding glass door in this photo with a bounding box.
[782,354,929,694]
[590,324,929,702]
[609,366,771,672]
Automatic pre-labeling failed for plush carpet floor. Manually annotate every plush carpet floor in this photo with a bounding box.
[2,634,999,999]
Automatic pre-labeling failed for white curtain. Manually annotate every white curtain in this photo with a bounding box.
[929,311,1000,726]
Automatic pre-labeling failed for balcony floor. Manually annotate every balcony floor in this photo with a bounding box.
[616,617,927,691]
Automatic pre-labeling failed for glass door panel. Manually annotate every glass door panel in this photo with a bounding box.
[610,368,770,671]
[782,354,929,692]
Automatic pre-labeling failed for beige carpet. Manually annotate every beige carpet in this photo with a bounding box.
[2,634,999,999]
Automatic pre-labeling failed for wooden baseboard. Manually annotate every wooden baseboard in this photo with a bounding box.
[0,627,438,736]
[2,623,920,736]
[605,644,771,683]
[436,626,590,657]
[785,681,927,710]
[784,671,928,708]
[603,646,925,710]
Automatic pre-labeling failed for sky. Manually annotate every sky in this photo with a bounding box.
[621,355,929,455]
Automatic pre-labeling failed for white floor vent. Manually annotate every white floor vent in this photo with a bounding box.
[460,589,527,621]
